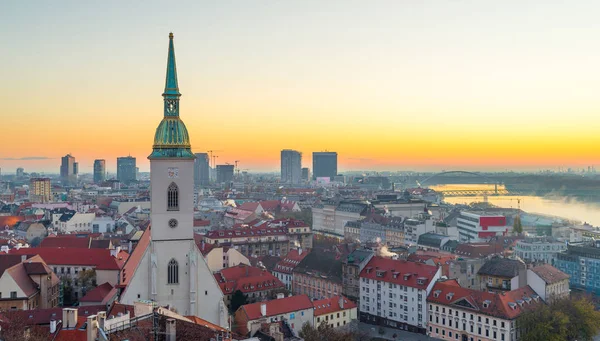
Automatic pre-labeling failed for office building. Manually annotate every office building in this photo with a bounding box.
[312,152,337,180]
[93,159,106,184]
[301,167,310,181]
[280,149,302,184]
[457,211,508,243]
[30,178,52,203]
[117,156,136,184]
[60,154,78,186]
[216,164,234,184]
[555,241,600,295]
[194,153,210,186]
[16,167,24,178]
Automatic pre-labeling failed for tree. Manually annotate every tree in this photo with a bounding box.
[513,214,523,234]
[229,290,248,314]
[77,269,97,296]
[0,310,50,341]
[29,237,42,247]
[519,296,600,341]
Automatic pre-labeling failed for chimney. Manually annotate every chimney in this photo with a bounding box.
[166,318,176,341]
[62,308,78,329]
[21,255,27,262]
[49,319,57,334]
[276,293,285,299]
[339,297,344,309]
[260,303,267,317]
[86,315,98,341]
[298,247,302,255]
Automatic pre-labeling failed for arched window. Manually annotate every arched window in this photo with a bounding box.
[168,259,178,284]
[167,182,179,211]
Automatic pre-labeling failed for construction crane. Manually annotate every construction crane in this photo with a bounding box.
[206,150,223,168]
[234,160,241,179]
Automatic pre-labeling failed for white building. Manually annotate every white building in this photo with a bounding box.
[514,237,567,264]
[526,264,570,303]
[312,200,370,238]
[313,295,358,328]
[359,256,441,334]
[457,211,508,243]
[58,212,96,233]
[118,33,227,328]
[91,216,115,233]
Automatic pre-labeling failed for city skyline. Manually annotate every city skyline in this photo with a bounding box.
[3,1,600,173]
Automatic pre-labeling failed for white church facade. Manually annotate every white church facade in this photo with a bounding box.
[119,33,227,328]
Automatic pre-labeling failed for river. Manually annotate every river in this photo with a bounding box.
[430,184,600,226]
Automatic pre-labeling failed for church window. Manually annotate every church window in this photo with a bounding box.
[168,259,179,284]
[167,182,179,211]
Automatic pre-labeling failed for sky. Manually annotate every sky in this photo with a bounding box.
[2,1,600,174]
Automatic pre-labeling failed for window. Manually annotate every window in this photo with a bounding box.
[168,259,179,284]
[10,292,17,299]
[290,313,295,319]
[167,182,179,211]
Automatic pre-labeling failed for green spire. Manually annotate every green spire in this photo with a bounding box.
[149,33,195,160]
[163,32,180,97]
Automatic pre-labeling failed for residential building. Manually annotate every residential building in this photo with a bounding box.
[57,212,96,233]
[312,199,370,238]
[196,237,250,272]
[117,156,136,184]
[60,154,78,186]
[29,178,51,203]
[216,164,234,184]
[359,256,442,334]
[0,255,60,311]
[223,208,258,227]
[234,294,314,337]
[272,248,309,291]
[301,167,310,181]
[193,153,210,186]
[116,34,227,327]
[555,242,600,295]
[203,218,312,258]
[214,264,285,310]
[312,152,337,180]
[293,250,343,300]
[514,237,567,265]
[477,257,527,292]
[342,249,375,305]
[313,295,357,328]
[457,211,508,243]
[281,149,302,184]
[447,257,487,289]
[93,159,106,184]
[417,232,452,251]
[14,220,49,242]
[526,263,569,303]
[427,280,542,341]
[350,215,406,246]
[91,216,115,233]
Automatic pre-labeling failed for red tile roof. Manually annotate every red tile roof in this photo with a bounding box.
[273,249,309,274]
[9,247,125,270]
[185,315,229,332]
[79,282,115,303]
[214,264,284,295]
[529,264,569,284]
[118,227,150,288]
[193,219,211,227]
[1,305,105,326]
[427,280,543,320]
[312,295,357,316]
[359,256,439,289]
[194,233,216,256]
[40,236,91,248]
[238,202,261,212]
[241,295,313,320]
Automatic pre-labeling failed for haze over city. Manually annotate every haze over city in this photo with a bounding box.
[3,1,600,173]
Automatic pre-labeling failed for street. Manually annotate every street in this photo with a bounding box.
[358,322,439,341]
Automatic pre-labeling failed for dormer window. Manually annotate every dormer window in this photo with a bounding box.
[446,293,454,300]
[483,300,491,308]
[376,270,386,278]
[433,290,441,298]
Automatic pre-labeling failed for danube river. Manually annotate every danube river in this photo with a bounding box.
[430,184,600,226]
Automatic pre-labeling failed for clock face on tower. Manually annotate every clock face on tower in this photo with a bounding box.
[168,219,178,228]
[168,167,179,178]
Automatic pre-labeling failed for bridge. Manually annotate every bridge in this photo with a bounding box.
[417,171,515,197]
[419,171,495,186]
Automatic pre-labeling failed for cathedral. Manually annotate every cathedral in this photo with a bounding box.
[119,33,227,327]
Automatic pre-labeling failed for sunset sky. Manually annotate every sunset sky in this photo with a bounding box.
[2,1,600,174]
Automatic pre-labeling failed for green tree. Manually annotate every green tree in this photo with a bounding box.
[299,321,369,341]
[77,269,97,296]
[513,214,523,234]
[29,237,42,247]
[519,296,600,341]
[229,290,248,314]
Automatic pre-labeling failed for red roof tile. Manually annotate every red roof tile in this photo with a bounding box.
[529,264,569,284]
[118,227,150,288]
[428,280,542,320]
[238,202,261,212]
[241,295,313,320]
[9,248,125,270]
[215,264,284,295]
[273,249,309,274]
[359,256,439,289]
[312,295,357,316]
[40,236,91,248]
[79,282,115,303]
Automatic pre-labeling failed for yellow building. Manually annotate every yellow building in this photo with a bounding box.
[30,178,51,203]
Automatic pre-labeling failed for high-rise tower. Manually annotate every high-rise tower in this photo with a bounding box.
[281,149,302,184]
[93,159,106,183]
[120,33,226,326]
